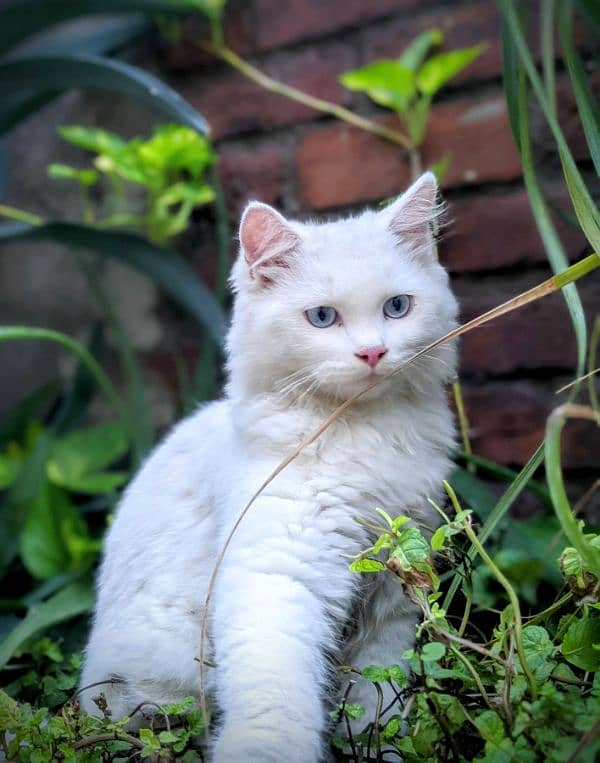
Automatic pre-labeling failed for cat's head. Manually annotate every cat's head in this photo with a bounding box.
[226,172,458,403]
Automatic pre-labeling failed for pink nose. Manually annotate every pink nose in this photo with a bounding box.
[355,346,387,369]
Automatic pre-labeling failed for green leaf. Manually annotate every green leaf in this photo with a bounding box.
[47,422,128,494]
[0,582,94,670]
[349,558,386,573]
[47,163,98,186]
[429,153,450,184]
[0,1,193,57]
[0,55,209,137]
[562,616,600,671]
[387,664,408,687]
[416,44,487,95]
[382,715,402,740]
[475,710,505,745]
[58,125,126,156]
[421,641,446,662]
[558,2,600,175]
[341,703,365,720]
[389,526,430,569]
[0,223,227,344]
[398,29,444,72]
[522,625,555,683]
[0,454,20,489]
[361,665,388,682]
[340,60,416,112]
[20,482,97,578]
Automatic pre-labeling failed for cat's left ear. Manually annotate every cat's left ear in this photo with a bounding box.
[239,202,300,284]
[380,172,440,258]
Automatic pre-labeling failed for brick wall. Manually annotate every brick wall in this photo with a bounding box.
[161,0,599,477]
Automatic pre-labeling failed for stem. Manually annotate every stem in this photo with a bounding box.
[201,40,414,150]
[541,0,557,115]
[461,519,537,699]
[409,147,423,181]
[453,381,474,472]
[589,317,600,414]
[72,732,144,751]
[0,203,43,226]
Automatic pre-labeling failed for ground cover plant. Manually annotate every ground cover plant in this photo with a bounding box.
[1,0,599,760]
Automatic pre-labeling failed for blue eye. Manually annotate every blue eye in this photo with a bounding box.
[383,295,411,319]
[305,306,338,328]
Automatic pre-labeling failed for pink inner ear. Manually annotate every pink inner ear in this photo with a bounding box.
[240,205,299,270]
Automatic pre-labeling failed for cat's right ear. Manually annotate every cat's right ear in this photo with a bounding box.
[239,202,300,284]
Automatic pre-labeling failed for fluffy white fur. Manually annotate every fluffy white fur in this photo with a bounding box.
[80,172,459,762]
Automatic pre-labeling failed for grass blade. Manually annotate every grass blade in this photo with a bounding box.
[515,68,588,378]
[558,0,600,175]
[0,54,209,136]
[0,222,227,344]
[500,0,600,251]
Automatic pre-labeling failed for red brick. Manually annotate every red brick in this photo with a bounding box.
[460,381,600,468]
[166,1,255,69]
[180,42,356,139]
[440,189,587,273]
[363,1,502,84]
[254,0,429,52]
[296,94,522,210]
[218,143,285,219]
[456,276,600,376]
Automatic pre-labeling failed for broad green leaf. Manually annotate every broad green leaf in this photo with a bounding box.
[349,558,386,573]
[0,582,94,670]
[20,482,96,578]
[399,28,444,72]
[522,625,555,683]
[0,1,193,56]
[0,454,20,489]
[361,665,388,682]
[430,525,448,551]
[58,125,126,156]
[47,163,98,186]
[383,715,402,740]
[387,664,408,687]
[49,422,128,477]
[340,60,415,112]
[0,55,209,137]
[0,223,227,344]
[421,641,446,662]
[562,616,600,670]
[389,527,430,569]
[416,44,487,95]
[475,710,505,745]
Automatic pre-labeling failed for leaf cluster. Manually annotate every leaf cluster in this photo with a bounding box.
[340,30,486,146]
[49,124,215,243]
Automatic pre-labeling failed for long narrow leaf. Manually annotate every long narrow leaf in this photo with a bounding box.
[500,0,600,251]
[0,582,94,670]
[0,55,209,137]
[0,222,227,343]
[558,0,600,175]
[516,69,588,378]
[0,0,190,56]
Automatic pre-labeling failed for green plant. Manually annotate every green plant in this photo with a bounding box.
[49,124,215,243]
[340,30,486,177]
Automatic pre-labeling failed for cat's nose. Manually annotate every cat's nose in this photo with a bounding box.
[355,346,387,369]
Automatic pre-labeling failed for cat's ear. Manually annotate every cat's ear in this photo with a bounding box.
[239,202,300,284]
[381,172,440,258]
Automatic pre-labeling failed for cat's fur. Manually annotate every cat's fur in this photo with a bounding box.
[80,172,459,762]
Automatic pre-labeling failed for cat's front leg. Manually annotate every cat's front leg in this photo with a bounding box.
[210,565,333,763]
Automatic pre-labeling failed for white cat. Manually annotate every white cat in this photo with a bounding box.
[79,172,458,762]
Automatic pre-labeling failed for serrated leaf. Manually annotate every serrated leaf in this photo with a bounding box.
[362,665,388,682]
[416,44,487,95]
[389,526,430,570]
[475,710,505,745]
[387,664,408,687]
